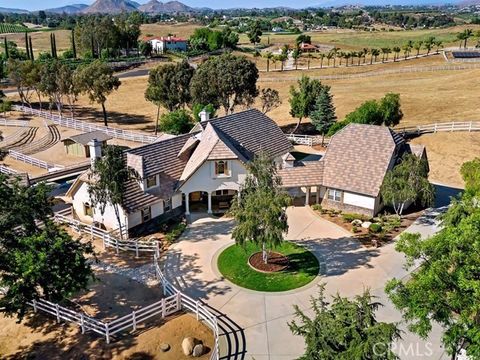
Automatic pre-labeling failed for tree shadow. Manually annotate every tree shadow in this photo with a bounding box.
[73,106,152,127]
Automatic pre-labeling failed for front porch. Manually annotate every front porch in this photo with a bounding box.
[184,189,238,215]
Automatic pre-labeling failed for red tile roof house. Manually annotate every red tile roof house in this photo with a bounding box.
[144,36,187,53]
[66,110,428,236]
[300,42,319,53]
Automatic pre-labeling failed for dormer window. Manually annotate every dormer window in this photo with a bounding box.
[146,175,158,189]
[215,160,229,177]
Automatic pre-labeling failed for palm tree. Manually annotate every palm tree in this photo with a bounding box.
[331,47,339,68]
[326,52,333,67]
[424,36,435,55]
[319,53,325,69]
[278,53,287,71]
[344,52,351,67]
[350,51,357,66]
[264,51,273,72]
[381,47,390,62]
[338,51,344,66]
[292,48,301,70]
[393,46,401,62]
[434,40,443,54]
[356,50,363,66]
[362,48,369,63]
[463,29,474,49]
[272,55,278,70]
[402,43,411,60]
[413,41,423,57]
[370,48,380,64]
[456,32,466,49]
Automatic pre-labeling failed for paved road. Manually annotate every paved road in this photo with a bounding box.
[162,206,447,360]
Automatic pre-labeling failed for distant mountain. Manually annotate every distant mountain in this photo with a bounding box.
[138,0,194,13]
[45,4,89,14]
[0,6,29,14]
[82,0,140,14]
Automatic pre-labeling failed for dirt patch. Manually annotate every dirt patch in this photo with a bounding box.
[248,251,289,273]
[0,312,214,360]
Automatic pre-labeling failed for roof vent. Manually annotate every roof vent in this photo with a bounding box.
[199,109,210,122]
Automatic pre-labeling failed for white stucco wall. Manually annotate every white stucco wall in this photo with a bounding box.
[172,193,183,208]
[343,191,376,210]
[180,160,248,194]
[70,182,127,231]
[127,201,164,229]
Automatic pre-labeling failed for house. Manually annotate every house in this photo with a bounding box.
[66,111,429,235]
[300,42,319,53]
[66,109,292,234]
[278,124,428,216]
[61,130,112,158]
[144,36,187,53]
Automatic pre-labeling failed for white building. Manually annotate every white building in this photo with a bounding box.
[66,110,428,235]
[145,36,187,53]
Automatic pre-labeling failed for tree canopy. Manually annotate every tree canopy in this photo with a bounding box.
[0,175,94,319]
[385,160,480,358]
[158,109,194,135]
[259,87,281,115]
[75,60,121,126]
[191,53,259,115]
[290,284,401,360]
[230,152,290,264]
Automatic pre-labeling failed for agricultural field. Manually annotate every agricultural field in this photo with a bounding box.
[2,29,71,57]
[0,23,29,34]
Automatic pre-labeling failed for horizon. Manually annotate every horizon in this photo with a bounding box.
[0,0,463,11]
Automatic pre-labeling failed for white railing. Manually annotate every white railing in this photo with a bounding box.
[286,134,329,146]
[0,119,30,127]
[29,291,181,344]
[8,149,64,171]
[54,211,160,258]
[398,121,480,135]
[154,255,220,360]
[0,165,18,175]
[13,105,159,144]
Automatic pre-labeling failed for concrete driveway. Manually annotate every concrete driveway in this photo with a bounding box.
[162,207,447,360]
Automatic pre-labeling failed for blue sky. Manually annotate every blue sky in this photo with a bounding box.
[0,0,456,10]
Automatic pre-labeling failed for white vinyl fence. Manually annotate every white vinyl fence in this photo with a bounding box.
[154,255,220,360]
[286,134,328,146]
[54,209,160,258]
[0,119,30,127]
[0,164,18,175]
[13,105,158,144]
[8,149,64,171]
[399,121,480,136]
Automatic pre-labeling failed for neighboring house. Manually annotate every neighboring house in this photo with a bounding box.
[300,42,319,53]
[145,36,187,53]
[278,124,428,216]
[61,130,112,158]
[66,112,429,235]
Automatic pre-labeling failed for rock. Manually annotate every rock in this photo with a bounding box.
[160,343,170,352]
[182,337,199,356]
[192,344,204,357]
[361,221,372,229]
[351,219,362,227]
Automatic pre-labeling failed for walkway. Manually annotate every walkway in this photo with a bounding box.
[162,207,448,360]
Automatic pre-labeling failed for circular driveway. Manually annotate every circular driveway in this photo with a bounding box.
[162,207,447,360]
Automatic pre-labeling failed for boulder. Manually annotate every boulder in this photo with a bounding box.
[361,221,372,229]
[351,219,362,227]
[192,344,204,357]
[160,343,170,352]
[182,337,198,356]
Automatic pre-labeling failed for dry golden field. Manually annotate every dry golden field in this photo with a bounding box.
[4,29,71,57]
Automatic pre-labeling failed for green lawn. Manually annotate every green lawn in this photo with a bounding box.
[217,241,319,292]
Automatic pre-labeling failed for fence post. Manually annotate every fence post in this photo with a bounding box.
[90,225,93,240]
[161,298,166,318]
[115,235,119,254]
[81,313,85,334]
[33,299,37,313]
[102,232,106,250]
[55,304,60,323]
[105,323,110,344]
[176,292,181,311]
[132,311,137,331]
[196,300,199,320]
[135,241,139,258]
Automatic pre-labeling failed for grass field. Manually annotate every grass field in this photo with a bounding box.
[217,242,319,292]
[2,29,71,57]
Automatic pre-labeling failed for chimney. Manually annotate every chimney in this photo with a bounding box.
[199,109,210,122]
[88,139,102,169]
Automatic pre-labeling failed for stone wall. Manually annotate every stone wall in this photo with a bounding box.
[321,199,375,218]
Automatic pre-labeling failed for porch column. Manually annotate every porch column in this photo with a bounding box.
[207,192,212,214]
[185,193,190,215]
[316,186,320,204]
[305,187,310,206]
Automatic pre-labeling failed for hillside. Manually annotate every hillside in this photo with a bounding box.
[82,0,139,14]
[139,0,194,13]
[45,4,89,14]
[0,7,29,14]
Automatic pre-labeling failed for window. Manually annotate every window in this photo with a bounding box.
[327,189,342,202]
[146,175,158,189]
[83,202,93,217]
[164,198,171,212]
[214,161,229,177]
[141,207,151,223]
[215,189,233,196]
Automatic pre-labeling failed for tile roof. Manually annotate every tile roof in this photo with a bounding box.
[322,124,402,197]
[278,161,324,187]
[62,130,112,145]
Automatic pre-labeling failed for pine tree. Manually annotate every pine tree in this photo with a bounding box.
[310,86,337,146]
[4,37,9,59]
[28,36,34,60]
[24,32,29,60]
[71,29,77,59]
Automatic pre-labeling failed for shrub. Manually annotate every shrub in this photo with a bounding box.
[311,204,322,211]
[165,222,187,244]
[342,213,366,223]
[159,110,195,135]
[369,223,382,233]
[352,226,360,233]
